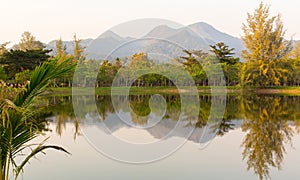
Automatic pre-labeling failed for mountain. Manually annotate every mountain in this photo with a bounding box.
[188,22,244,53]
[145,25,178,38]
[160,27,214,50]
[142,22,243,54]
[85,31,128,59]
[97,30,124,41]
[46,22,245,59]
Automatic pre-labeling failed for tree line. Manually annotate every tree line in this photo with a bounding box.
[0,2,299,88]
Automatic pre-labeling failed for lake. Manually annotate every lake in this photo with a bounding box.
[22,94,300,180]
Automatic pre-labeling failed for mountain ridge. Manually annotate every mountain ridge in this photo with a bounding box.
[47,21,245,59]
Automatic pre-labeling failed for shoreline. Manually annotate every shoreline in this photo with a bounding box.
[45,86,300,96]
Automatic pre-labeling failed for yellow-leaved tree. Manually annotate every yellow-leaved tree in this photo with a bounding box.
[241,2,292,87]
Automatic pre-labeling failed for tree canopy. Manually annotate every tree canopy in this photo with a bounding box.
[13,31,45,51]
[241,2,292,87]
[0,49,51,80]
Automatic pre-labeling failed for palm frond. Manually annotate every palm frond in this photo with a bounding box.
[14,58,76,109]
[0,57,75,180]
[15,142,70,178]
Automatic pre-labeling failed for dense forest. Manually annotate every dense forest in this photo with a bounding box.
[0,3,299,88]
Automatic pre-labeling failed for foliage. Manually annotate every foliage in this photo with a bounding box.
[0,58,75,180]
[0,49,50,80]
[55,38,67,58]
[287,43,300,85]
[0,81,19,100]
[210,42,241,86]
[241,95,294,180]
[0,43,9,56]
[241,2,292,87]
[1,5,300,88]
[210,42,239,65]
[0,66,7,81]
[13,32,45,51]
[179,50,209,86]
[289,42,300,59]
[73,34,86,62]
[14,69,30,83]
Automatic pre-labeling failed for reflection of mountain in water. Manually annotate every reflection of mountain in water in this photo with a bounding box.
[46,95,300,180]
[83,112,243,145]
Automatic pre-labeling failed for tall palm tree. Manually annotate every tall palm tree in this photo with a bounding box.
[0,57,75,180]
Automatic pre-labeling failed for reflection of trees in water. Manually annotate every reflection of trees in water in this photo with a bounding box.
[46,94,215,133]
[240,95,299,180]
[289,97,300,133]
[45,94,238,135]
[96,95,116,121]
[217,96,240,136]
[45,94,300,180]
[295,120,300,134]
[129,95,151,125]
[128,95,210,127]
[45,96,79,139]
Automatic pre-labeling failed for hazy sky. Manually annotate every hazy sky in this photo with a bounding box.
[1,0,299,45]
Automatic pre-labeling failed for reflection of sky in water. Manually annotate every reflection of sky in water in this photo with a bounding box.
[22,122,300,180]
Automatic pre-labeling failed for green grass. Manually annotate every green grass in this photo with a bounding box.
[45,86,300,96]
[262,86,300,90]
[47,86,181,96]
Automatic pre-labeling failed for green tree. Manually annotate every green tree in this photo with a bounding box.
[291,58,300,86]
[180,50,208,86]
[52,37,75,87]
[128,53,154,87]
[287,42,300,86]
[210,42,240,86]
[0,43,9,81]
[98,60,116,87]
[0,49,50,80]
[113,58,122,71]
[210,42,239,65]
[83,59,100,86]
[0,66,6,81]
[15,69,31,84]
[241,2,292,87]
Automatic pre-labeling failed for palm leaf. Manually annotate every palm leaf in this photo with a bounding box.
[15,141,70,178]
[14,57,75,108]
[1,57,76,180]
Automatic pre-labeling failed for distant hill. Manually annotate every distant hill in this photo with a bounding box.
[46,22,245,60]
[187,22,243,53]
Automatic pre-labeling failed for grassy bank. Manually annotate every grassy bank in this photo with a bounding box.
[250,87,300,96]
[45,86,300,96]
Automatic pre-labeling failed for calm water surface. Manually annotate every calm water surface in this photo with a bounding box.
[22,95,300,180]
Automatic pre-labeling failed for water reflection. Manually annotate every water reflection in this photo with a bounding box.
[240,96,299,180]
[44,94,300,180]
[44,96,79,139]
